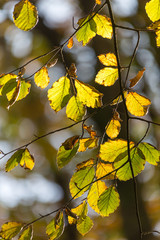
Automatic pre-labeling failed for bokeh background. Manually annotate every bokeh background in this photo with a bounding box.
[0,0,160,239]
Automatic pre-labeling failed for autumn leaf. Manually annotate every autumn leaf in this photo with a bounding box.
[129,68,145,88]
[145,0,160,22]
[68,63,77,79]
[46,211,64,240]
[95,67,119,87]
[96,162,115,180]
[95,0,102,4]
[76,159,95,170]
[66,96,86,122]
[77,216,93,236]
[68,201,87,225]
[34,67,50,89]
[78,138,98,152]
[138,142,160,166]
[98,53,117,66]
[93,14,113,39]
[67,37,73,49]
[75,79,103,108]
[48,76,70,112]
[126,92,151,116]
[148,21,160,47]
[0,222,23,239]
[83,124,97,138]
[110,91,128,105]
[13,0,38,31]
[106,118,121,139]
[18,226,33,240]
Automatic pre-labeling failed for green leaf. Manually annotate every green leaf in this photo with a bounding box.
[57,140,79,169]
[18,226,33,240]
[66,96,86,122]
[0,222,23,240]
[77,216,93,236]
[145,0,160,22]
[138,142,160,166]
[69,165,95,199]
[48,76,70,112]
[114,147,146,181]
[98,186,120,217]
[13,0,38,31]
[46,211,64,240]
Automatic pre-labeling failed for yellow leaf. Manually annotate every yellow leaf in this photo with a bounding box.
[20,148,35,170]
[76,159,95,170]
[13,0,38,31]
[18,226,33,240]
[66,96,86,122]
[68,201,87,225]
[48,76,70,112]
[7,79,21,109]
[46,211,64,240]
[129,68,145,88]
[67,37,74,49]
[0,222,23,239]
[34,67,50,89]
[87,181,107,213]
[98,53,117,66]
[83,124,97,138]
[96,162,115,180]
[75,79,103,108]
[126,92,151,116]
[145,0,160,22]
[95,68,118,86]
[148,21,160,47]
[0,73,17,96]
[78,138,98,152]
[106,119,121,139]
[93,14,113,39]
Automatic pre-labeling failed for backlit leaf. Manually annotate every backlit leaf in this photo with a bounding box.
[62,135,79,150]
[78,138,98,152]
[88,181,107,213]
[69,165,95,199]
[7,79,21,109]
[76,159,95,170]
[138,142,160,166]
[20,148,35,170]
[0,74,17,95]
[13,0,38,31]
[77,216,93,236]
[96,162,115,180]
[114,147,146,181]
[126,92,151,116]
[106,119,121,139]
[66,96,86,122]
[57,139,79,169]
[129,68,145,88]
[97,186,120,217]
[148,21,160,47]
[95,0,102,4]
[93,14,113,39]
[68,201,87,225]
[34,67,50,89]
[46,211,64,240]
[83,125,97,138]
[67,37,73,49]
[0,222,23,239]
[75,79,103,108]
[18,226,33,240]
[48,76,70,112]
[145,0,160,22]
[95,67,118,86]
[99,139,134,162]
[98,53,117,66]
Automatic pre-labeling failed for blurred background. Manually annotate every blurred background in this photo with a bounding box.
[0,0,160,239]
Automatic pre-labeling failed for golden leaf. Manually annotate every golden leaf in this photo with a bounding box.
[129,68,145,88]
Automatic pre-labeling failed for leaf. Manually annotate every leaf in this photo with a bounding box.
[148,21,160,47]
[75,79,103,108]
[99,139,135,162]
[77,216,93,236]
[98,53,117,66]
[129,68,145,88]
[95,67,119,86]
[68,63,77,79]
[87,181,107,213]
[5,148,34,172]
[106,118,121,139]
[57,139,79,169]
[96,162,115,180]
[83,125,97,138]
[145,0,160,22]
[0,74,17,95]
[78,138,98,152]
[114,147,146,181]
[68,201,87,225]
[95,0,102,4]
[34,67,50,89]
[13,0,38,31]
[97,186,120,217]
[69,165,95,199]
[46,211,64,240]
[66,96,86,122]
[126,92,151,116]
[48,76,70,112]
[93,14,113,39]
[7,79,21,109]
[0,222,23,239]
[156,30,160,47]
[67,37,73,49]
[18,226,33,240]
[62,135,79,150]
[76,159,95,170]
[138,142,160,166]
[110,91,128,105]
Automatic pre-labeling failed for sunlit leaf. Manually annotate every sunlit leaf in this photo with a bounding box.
[0,222,23,239]
[148,21,160,47]
[76,159,95,170]
[67,37,73,49]
[46,211,64,240]
[68,201,87,225]
[83,125,97,138]
[99,139,135,162]
[97,186,120,217]
[77,216,93,236]
[62,135,79,150]
[129,68,145,88]
[96,162,115,180]
[93,14,113,39]
[18,226,33,240]
[34,67,50,89]
[88,181,107,213]
[0,74,17,95]
[98,53,117,66]
[145,0,160,22]
[114,147,146,181]
[48,76,70,112]
[75,79,103,108]
[78,138,98,152]
[95,67,118,86]
[106,118,121,139]
[95,0,102,4]
[126,92,151,116]
[57,139,79,169]
[138,142,160,166]
[13,0,38,31]
[69,165,95,199]
[66,96,86,122]
[20,148,34,170]
[7,79,21,109]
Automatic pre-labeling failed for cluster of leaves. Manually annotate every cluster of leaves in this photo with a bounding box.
[0,0,160,239]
